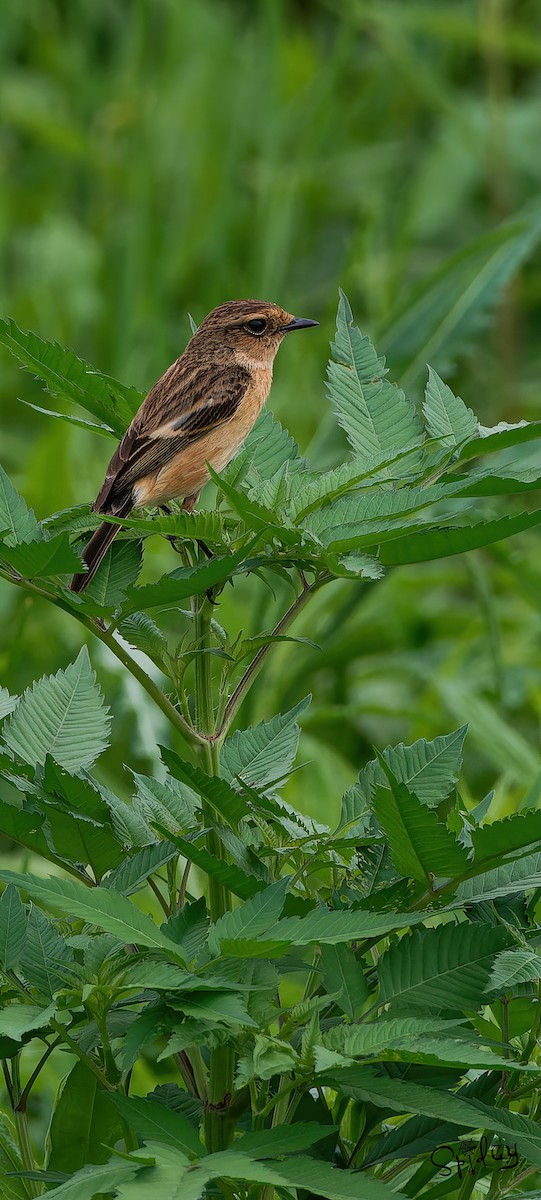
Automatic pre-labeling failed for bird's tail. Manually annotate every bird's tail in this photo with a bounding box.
[70,503,131,594]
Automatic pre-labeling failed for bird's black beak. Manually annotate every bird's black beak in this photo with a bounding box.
[281,317,319,332]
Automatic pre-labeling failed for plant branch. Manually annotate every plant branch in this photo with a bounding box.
[0,570,207,749]
[214,572,328,740]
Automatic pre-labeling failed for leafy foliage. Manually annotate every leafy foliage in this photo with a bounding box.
[3,291,541,1199]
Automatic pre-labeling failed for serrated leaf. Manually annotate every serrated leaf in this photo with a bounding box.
[457,849,541,902]
[36,1159,140,1200]
[19,397,115,436]
[222,907,426,957]
[108,507,227,544]
[0,688,17,720]
[233,407,304,482]
[157,830,263,901]
[320,942,368,1019]
[19,907,75,999]
[108,1094,202,1158]
[0,317,141,435]
[327,289,423,472]
[380,506,541,565]
[423,366,479,448]
[103,842,178,895]
[160,746,249,827]
[123,543,252,613]
[235,1122,337,1157]
[377,922,511,1011]
[0,1002,56,1041]
[220,697,310,793]
[132,771,199,835]
[0,872,184,958]
[117,612,167,661]
[488,948,541,992]
[373,763,469,883]
[2,646,110,771]
[320,1067,541,1168]
[304,482,457,549]
[0,884,26,969]
[471,811,541,868]
[207,878,288,956]
[83,538,142,605]
[0,532,82,578]
[0,464,42,546]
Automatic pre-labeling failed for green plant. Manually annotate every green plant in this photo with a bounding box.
[2,293,541,1197]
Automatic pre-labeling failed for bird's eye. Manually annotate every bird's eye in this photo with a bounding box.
[246,318,267,335]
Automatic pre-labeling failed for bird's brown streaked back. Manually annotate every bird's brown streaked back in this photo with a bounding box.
[70,299,318,593]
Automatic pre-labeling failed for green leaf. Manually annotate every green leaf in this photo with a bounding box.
[189,1149,402,1200]
[327,289,423,472]
[235,1122,338,1157]
[170,989,257,1027]
[157,830,263,901]
[0,872,184,958]
[232,407,304,482]
[83,539,142,605]
[320,1067,541,1168]
[471,810,541,868]
[132,771,198,836]
[0,1002,56,1041]
[47,1062,125,1174]
[103,842,178,896]
[220,697,310,793]
[108,1094,202,1158]
[377,922,511,1011]
[108,507,227,545]
[123,543,253,613]
[0,1114,26,1200]
[320,942,368,1019]
[2,646,111,771]
[304,482,456,550]
[423,366,479,448]
[372,762,469,883]
[381,204,541,389]
[160,746,250,828]
[0,464,42,546]
[0,533,82,578]
[19,397,115,437]
[0,688,17,720]
[324,1015,464,1057]
[457,850,541,902]
[221,906,426,957]
[208,878,289,956]
[19,908,75,999]
[488,948,541,992]
[117,612,168,663]
[39,1159,140,1200]
[459,418,541,460]
[0,317,141,436]
[380,506,541,565]
[0,884,26,969]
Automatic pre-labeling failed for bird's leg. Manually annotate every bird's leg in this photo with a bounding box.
[182,493,212,560]
[160,504,185,559]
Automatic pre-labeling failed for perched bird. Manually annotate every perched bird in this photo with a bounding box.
[70,299,318,593]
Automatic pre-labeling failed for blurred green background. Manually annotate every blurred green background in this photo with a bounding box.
[2,0,541,825]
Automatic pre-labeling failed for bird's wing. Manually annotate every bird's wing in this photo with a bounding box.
[94,362,251,513]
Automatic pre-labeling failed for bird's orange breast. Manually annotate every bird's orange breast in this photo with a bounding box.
[133,367,272,507]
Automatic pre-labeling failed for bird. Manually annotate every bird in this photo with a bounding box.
[70,299,318,593]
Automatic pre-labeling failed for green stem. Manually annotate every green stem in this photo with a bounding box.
[0,571,205,750]
[11,1054,41,1198]
[213,574,328,740]
[192,594,234,1153]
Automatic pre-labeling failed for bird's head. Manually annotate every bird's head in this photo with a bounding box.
[192,299,318,363]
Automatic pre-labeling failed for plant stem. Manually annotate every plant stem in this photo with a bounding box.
[214,573,327,740]
[0,571,205,750]
[192,593,235,1152]
[11,1054,41,1198]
